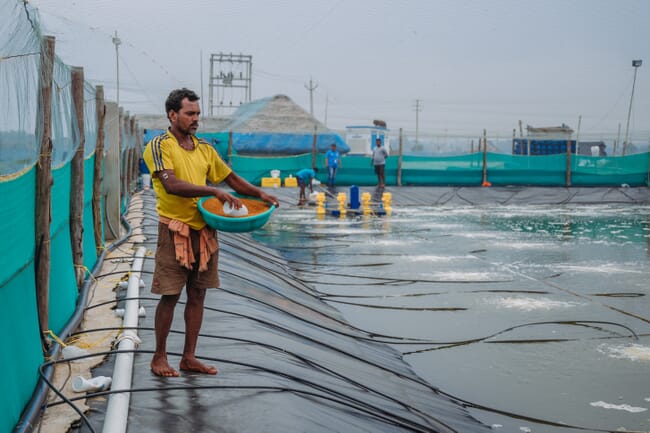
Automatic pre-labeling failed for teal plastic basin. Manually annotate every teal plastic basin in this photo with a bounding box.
[198,193,275,232]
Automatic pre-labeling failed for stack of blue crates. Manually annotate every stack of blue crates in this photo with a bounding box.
[513,138,576,155]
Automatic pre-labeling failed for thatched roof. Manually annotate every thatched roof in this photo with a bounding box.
[225,94,327,133]
[137,94,328,134]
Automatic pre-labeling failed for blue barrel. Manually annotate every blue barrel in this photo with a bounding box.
[349,185,360,209]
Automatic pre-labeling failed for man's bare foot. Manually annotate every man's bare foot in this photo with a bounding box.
[151,354,180,377]
[179,356,218,375]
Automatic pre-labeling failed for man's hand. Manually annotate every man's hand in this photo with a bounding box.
[259,191,279,208]
[214,189,244,210]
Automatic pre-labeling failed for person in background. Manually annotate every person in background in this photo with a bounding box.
[143,88,279,377]
[371,137,388,187]
[296,167,317,205]
[325,143,341,187]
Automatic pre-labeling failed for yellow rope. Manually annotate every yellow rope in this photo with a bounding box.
[45,329,67,347]
[74,264,97,283]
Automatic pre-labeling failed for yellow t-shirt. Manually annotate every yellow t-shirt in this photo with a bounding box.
[143,130,232,230]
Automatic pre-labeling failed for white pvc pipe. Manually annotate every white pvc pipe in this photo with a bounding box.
[102,246,146,433]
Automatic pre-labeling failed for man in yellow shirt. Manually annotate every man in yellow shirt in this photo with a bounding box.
[143,88,278,377]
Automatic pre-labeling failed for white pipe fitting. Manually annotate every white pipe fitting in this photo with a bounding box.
[102,246,146,433]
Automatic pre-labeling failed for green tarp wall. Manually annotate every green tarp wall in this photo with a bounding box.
[0,167,44,433]
[229,152,650,187]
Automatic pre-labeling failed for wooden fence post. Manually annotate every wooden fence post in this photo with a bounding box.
[35,35,55,339]
[70,66,85,288]
[92,85,105,254]
[481,129,488,186]
[311,125,317,169]
[129,116,136,192]
[397,128,403,186]
[566,134,572,187]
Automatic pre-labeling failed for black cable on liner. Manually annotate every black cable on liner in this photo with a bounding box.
[59,325,648,433]
[40,349,456,433]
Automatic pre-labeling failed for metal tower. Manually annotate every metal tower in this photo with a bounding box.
[208,52,252,115]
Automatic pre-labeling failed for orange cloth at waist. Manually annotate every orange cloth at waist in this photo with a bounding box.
[159,216,218,272]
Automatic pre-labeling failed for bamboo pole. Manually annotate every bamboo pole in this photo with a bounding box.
[481,129,488,186]
[119,109,125,206]
[397,128,403,186]
[575,115,582,154]
[135,120,142,189]
[35,35,55,339]
[124,113,131,195]
[92,85,105,254]
[70,66,85,288]
[311,125,317,169]
[129,116,136,192]
[566,134,572,187]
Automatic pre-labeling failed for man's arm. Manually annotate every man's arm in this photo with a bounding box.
[156,169,242,207]
[224,171,279,207]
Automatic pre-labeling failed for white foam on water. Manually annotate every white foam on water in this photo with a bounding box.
[589,401,647,413]
[371,239,423,247]
[429,271,510,282]
[454,232,500,239]
[555,263,647,274]
[597,344,650,362]
[409,254,475,263]
[494,297,581,312]
[490,241,558,250]
[415,222,467,230]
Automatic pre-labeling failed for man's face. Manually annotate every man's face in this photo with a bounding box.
[169,98,200,134]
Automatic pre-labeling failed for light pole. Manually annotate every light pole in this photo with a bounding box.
[623,59,642,156]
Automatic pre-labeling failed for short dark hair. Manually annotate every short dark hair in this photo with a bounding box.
[165,88,199,114]
[313,167,319,173]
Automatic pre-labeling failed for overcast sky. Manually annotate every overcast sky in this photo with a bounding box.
[30,0,650,140]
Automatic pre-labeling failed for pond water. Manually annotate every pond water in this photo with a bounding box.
[254,203,650,433]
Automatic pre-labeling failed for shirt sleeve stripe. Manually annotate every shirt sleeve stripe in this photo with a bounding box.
[151,135,165,171]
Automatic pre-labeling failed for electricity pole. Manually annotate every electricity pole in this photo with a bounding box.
[112,31,121,108]
[304,77,318,117]
[623,59,642,155]
[413,99,422,147]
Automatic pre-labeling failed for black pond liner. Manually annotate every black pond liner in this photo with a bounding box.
[69,191,488,433]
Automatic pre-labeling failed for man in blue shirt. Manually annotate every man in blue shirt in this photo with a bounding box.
[296,167,317,205]
[325,143,341,187]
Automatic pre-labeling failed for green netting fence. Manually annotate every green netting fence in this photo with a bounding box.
[0,1,140,431]
[230,151,650,187]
